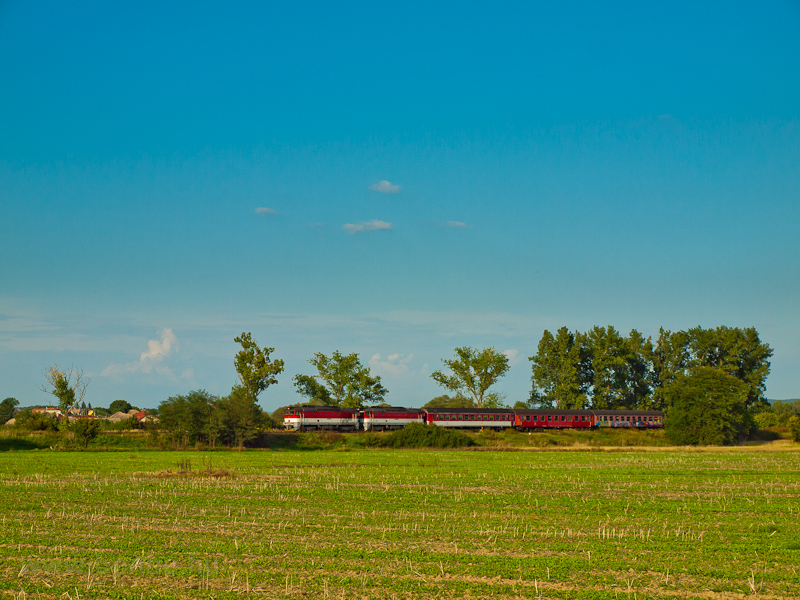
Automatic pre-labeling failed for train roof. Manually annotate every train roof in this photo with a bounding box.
[422,407,515,414]
[361,406,422,412]
[514,409,593,415]
[286,405,358,412]
[590,409,664,416]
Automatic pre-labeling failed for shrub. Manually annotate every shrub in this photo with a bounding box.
[788,416,800,443]
[384,423,474,448]
[14,410,58,432]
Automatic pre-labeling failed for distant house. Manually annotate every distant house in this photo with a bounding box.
[107,411,133,423]
[33,407,62,417]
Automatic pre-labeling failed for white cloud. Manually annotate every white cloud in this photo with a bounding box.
[140,328,177,362]
[342,219,393,234]
[255,207,277,215]
[369,352,415,377]
[503,349,522,365]
[445,221,467,228]
[369,180,402,194]
[102,328,179,378]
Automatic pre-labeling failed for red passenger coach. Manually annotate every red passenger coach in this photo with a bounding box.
[361,407,424,431]
[282,406,359,431]
[423,408,515,430]
[514,410,593,429]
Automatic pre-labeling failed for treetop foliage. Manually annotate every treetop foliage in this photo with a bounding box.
[234,332,285,401]
[431,346,510,408]
[529,325,771,413]
[293,350,387,408]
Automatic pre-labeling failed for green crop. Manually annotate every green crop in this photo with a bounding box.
[0,448,798,599]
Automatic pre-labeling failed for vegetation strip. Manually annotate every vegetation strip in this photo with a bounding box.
[1,449,799,599]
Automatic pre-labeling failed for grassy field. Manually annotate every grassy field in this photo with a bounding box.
[1,448,799,599]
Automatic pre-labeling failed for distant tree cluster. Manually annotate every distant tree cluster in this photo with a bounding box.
[753,399,800,442]
[528,325,773,444]
[158,333,283,447]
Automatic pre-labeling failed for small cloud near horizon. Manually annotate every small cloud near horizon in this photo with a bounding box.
[255,207,277,215]
[369,352,415,377]
[342,220,393,234]
[445,221,467,228]
[102,328,185,379]
[369,180,402,194]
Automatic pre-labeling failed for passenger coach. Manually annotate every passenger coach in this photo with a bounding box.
[515,409,593,429]
[592,410,663,428]
[423,408,515,430]
[361,407,424,431]
[282,406,359,431]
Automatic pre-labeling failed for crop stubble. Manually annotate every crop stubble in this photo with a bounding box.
[0,449,799,599]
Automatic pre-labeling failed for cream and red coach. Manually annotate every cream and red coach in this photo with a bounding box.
[361,407,424,431]
[282,406,359,431]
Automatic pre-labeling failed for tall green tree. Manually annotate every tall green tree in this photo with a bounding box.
[684,326,772,411]
[653,326,772,414]
[234,332,285,403]
[216,386,266,447]
[585,326,634,410]
[663,367,750,445]
[431,347,510,409]
[529,327,590,409]
[293,351,387,408]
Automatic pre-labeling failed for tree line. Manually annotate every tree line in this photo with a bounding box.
[529,325,774,444]
[4,325,795,447]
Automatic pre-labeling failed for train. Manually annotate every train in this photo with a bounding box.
[282,405,664,432]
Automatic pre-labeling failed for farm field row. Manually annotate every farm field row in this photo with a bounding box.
[1,449,799,599]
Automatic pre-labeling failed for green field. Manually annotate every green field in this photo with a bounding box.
[1,448,799,599]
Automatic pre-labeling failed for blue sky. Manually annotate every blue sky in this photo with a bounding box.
[2,1,799,410]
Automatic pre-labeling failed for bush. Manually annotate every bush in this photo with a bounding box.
[754,412,779,429]
[383,423,474,448]
[663,367,750,445]
[789,416,800,443]
[71,418,102,447]
[14,410,58,432]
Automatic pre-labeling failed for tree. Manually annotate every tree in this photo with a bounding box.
[423,394,475,409]
[788,416,800,443]
[584,326,635,410]
[216,386,266,447]
[293,351,387,408]
[0,397,19,424]
[654,326,772,413]
[158,390,218,446]
[233,332,284,403]
[71,419,102,448]
[663,367,750,445]
[431,347,510,409]
[108,399,133,414]
[529,328,590,409]
[39,365,90,430]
